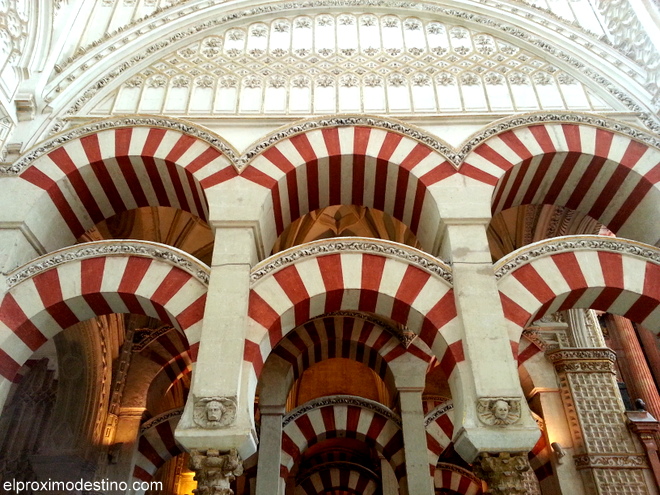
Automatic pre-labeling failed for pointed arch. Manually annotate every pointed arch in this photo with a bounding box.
[0,241,208,409]
[462,118,660,245]
[12,117,237,251]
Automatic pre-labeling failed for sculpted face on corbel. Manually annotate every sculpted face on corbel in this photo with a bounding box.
[193,397,237,429]
[477,398,521,426]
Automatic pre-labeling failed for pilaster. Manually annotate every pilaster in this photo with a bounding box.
[547,348,653,495]
[254,405,285,495]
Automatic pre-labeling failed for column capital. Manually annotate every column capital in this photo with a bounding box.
[472,452,531,495]
[190,448,244,495]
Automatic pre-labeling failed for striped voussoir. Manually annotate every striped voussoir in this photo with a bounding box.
[271,315,432,386]
[242,126,456,251]
[138,328,193,386]
[424,401,455,472]
[497,236,660,336]
[297,467,378,495]
[133,408,183,483]
[280,399,405,480]
[246,244,461,380]
[463,123,660,245]
[0,243,207,386]
[20,125,234,246]
[516,332,545,367]
[433,463,483,495]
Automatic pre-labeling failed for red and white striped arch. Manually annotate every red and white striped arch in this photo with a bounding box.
[132,409,183,484]
[296,467,378,495]
[271,315,433,391]
[242,126,456,253]
[281,400,405,481]
[462,122,660,246]
[424,402,455,472]
[19,123,235,250]
[246,244,461,389]
[138,328,193,387]
[433,463,484,495]
[0,242,207,408]
[497,236,660,342]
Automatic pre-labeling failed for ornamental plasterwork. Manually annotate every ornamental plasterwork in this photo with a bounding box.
[47,1,659,132]
[250,237,453,286]
[494,235,660,280]
[283,394,401,427]
[4,240,211,287]
[94,13,612,118]
[573,454,648,469]
[0,0,28,77]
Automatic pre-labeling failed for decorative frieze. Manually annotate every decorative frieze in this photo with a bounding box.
[424,401,454,427]
[4,240,210,287]
[250,237,452,285]
[573,454,648,469]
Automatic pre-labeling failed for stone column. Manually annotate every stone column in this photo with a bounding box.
[176,226,259,456]
[627,408,660,491]
[637,326,660,389]
[254,406,285,495]
[389,353,434,495]
[440,221,540,461]
[548,348,653,494]
[605,314,660,420]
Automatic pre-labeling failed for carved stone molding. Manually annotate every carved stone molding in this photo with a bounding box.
[193,397,237,429]
[424,400,454,427]
[2,116,238,175]
[189,448,244,495]
[283,395,401,427]
[494,235,660,280]
[251,237,452,285]
[472,452,530,495]
[140,407,183,434]
[547,348,617,374]
[477,398,522,426]
[573,454,648,470]
[4,240,210,287]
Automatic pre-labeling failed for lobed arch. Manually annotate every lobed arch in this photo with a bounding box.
[280,397,405,482]
[0,240,208,411]
[496,236,660,345]
[8,117,237,252]
[460,118,660,246]
[246,238,462,411]
[132,408,184,484]
[240,120,456,255]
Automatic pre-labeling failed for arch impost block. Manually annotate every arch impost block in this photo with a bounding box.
[494,235,660,280]
[283,395,402,428]
[452,423,542,463]
[250,237,452,286]
[5,240,211,288]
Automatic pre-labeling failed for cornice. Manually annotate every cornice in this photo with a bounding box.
[494,235,660,280]
[4,240,211,288]
[1,115,239,175]
[42,0,659,131]
[250,237,453,286]
[283,394,401,427]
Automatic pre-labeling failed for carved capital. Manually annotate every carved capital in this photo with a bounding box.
[189,448,244,495]
[472,452,530,495]
[477,398,521,426]
[193,397,237,429]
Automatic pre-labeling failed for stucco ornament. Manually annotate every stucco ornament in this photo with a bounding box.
[189,448,243,495]
[477,398,521,426]
[193,397,237,428]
